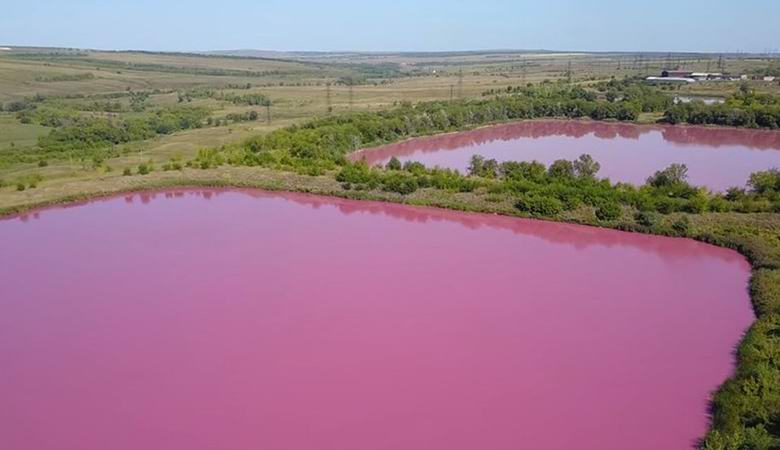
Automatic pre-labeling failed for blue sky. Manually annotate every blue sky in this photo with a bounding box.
[2,0,778,53]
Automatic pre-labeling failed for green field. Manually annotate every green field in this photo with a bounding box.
[1,47,778,188]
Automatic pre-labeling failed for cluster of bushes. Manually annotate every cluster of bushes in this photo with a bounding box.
[9,174,44,191]
[34,73,95,82]
[37,106,210,152]
[330,154,779,220]
[595,77,674,112]
[664,103,780,128]
[664,84,780,129]
[335,158,479,195]
[122,161,157,176]
[207,110,260,126]
[224,92,271,106]
[16,104,79,127]
[701,268,780,450]
[232,88,641,168]
[186,90,780,219]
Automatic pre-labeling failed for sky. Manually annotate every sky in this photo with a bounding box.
[1,0,779,53]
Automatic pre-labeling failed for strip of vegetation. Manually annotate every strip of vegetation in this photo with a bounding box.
[34,72,95,82]
[664,84,780,128]
[37,106,209,152]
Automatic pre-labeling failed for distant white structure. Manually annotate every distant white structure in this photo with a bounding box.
[647,69,745,83]
[646,76,696,83]
[0,47,11,51]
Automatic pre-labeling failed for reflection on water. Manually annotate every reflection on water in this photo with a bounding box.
[352,120,780,191]
[6,189,746,263]
[0,189,753,450]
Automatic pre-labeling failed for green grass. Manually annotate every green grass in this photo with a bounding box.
[0,114,50,150]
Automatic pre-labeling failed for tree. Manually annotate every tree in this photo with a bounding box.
[748,169,780,194]
[385,156,402,171]
[467,154,498,178]
[467,154,485,176]
[647,163,689,187]
[573,154,601,178]
[548,159,575,179]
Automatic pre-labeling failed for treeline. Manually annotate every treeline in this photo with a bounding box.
[664,101,780,128]
[235,88,641,167]
[665,83,780,129]
[37,106,209,152]
[594,77,674,112]
[34,73,95,83]
[192,87,780,216]
[332,156,779,217]
[176,89,270,106]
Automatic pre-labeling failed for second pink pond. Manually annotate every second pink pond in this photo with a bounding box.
[352,120,780,191]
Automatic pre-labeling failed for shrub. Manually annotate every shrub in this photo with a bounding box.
[122,168,132,176]
[137,164,150,175]
[468,154,499,178]
[573,154,601,178]
[385,156,402,171]
[671,216,691,235]
[635,211,661,228]
[595,201,622,221]
[382,173,419,195]
[515,194,564,217]
[548,159,575,179]
[748,169,780,194]
[647,163,689,188]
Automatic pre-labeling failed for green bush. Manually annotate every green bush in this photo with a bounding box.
[751,270,780,316]
[635,211,661,228]
[595,201,622,221]
[385,156,402,170]
[381,173,419,195]
[671,216,691,235]
[515,194,564,217]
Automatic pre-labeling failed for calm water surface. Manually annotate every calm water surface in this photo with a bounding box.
[0,189,753,450]
[352,120,780,191]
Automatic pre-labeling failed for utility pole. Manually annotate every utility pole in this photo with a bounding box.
[325,83,332,115]
[266,103,271,125]
[348,84,354,111]
[566,60,573,84]
[449,85,454,102]
[457,69,464,100]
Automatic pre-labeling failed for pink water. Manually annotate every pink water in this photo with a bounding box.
[352,120,780,191]
[0,189,754,450]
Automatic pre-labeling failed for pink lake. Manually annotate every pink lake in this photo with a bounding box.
[0,189,754,450]
[351,120,780,191]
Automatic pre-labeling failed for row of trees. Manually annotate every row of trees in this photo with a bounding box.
[664,102,780,129]
[238,88,642,167]
[37,106,209,152]
[327,153,779,217]
[664,83,780,129]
